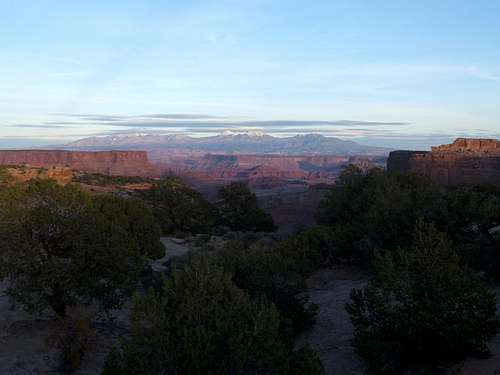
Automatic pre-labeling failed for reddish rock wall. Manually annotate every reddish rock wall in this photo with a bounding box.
[387,139,500,186]
[431,138,500,155]
[154,153,385,182]
[0,150,157,176]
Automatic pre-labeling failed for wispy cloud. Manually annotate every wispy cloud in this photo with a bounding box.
[38,113,410,129]
[465,66,500,83]
[10,124,66,129]
[51,113,228,121]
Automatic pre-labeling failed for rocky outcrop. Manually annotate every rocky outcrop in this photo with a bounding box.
[387,138,500,186]
[2,167,74,185]
[0,150,158,176]
[431,138,500,155]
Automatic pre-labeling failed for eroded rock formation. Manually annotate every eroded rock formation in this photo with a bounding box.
[1,166,74,185]
[0,150,158,176]
[155,153,386,182]
[387,138,500,186]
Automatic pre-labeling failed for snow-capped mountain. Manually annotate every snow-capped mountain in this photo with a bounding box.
[64,131,390,155]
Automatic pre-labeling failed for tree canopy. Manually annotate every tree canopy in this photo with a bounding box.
[346,222,499,373]
[318,166,500,273]
[216,181,276,232]
[103,256,323,375]
[138,177,216,235]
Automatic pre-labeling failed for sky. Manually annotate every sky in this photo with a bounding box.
[0,0,499,149]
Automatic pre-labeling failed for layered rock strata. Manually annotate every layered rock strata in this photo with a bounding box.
[387,138,500,186]
[0,150,157,176]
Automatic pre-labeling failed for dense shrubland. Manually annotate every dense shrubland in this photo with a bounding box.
[0,179,163,318]
[212,240,317,334]
[103,256,323,375]
[216,181,277,232]
[138,177,217,235]
[0,175,313,374]
[317,165,500,272]
[347,221,499,374]
[71,173,278,236]
[100,184,324,374]
[73,172,151,186]
[138,179,277,236]
[3,167,500,374]
[312,166,500,373]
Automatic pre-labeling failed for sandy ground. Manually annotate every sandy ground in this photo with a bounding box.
[0,237,190,375]
[297,267,500,375]
[296,266,368,375]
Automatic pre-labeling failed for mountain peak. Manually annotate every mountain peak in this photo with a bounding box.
[220,130,266,137]
[64,132,390,155]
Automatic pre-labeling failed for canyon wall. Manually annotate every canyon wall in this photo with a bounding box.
[387,138,500,186]
[154,152,386,182]
[0,150,158,176]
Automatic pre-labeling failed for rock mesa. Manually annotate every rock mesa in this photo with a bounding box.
[387,138,500,186]
[0,150,157,176]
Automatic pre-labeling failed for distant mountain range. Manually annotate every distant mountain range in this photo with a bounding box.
[65,131,390,155]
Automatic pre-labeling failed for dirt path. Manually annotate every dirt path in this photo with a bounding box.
[150,237,190,272]
[296,267,368,375]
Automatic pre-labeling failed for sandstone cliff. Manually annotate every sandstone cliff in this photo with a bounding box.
[0,150,158,176]
[387,138,500,186]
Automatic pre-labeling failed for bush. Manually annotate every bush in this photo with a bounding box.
[0,167,12,186]
[318,166,500,275]
[0,180,163,317]
[216,181,277,232]
[215,241,317,334]
[91,194,164,259]
[346,222,499,374]
[275,226,338,275]
[103,256,323,374]
[318,166,444,252]
[139,177,216,235]
[289,346,325,375]
[443,185,500,278]
[73,172,151,187]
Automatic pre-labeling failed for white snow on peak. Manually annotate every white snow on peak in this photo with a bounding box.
[220,130,266,137]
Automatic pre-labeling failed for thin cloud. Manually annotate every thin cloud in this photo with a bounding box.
[41,119,409,129]
[50,113,229,121]
[136,114,228,120]
[10,124,67,129]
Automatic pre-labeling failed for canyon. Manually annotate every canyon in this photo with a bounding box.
[3,137,500,189]
[0,149,386,190]
[152,152,386,184]
[387,138,500,186]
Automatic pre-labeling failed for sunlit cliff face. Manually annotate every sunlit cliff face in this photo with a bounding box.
[0,150,157,176]
[388,138,500,186]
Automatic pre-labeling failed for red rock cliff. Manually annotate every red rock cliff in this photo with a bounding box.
[387,138,500,186]
[0,150,157,176]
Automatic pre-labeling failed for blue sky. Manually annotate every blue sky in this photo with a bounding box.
[1,0,499,149]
